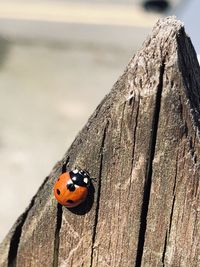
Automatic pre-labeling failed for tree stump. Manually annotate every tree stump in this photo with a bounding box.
[0,16,200,267]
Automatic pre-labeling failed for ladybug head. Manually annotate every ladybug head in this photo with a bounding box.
[69,169,91,187]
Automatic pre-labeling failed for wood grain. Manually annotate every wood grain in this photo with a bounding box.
[0,17,199,267]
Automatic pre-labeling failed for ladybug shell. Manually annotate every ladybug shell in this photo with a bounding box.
[54,172,88,208]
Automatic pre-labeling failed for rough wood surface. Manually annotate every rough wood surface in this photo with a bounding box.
[0,17,200,267]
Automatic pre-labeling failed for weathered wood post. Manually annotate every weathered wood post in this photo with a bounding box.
[0,16,199,267]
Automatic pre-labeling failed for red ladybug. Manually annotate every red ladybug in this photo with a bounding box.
[54,169,91,208]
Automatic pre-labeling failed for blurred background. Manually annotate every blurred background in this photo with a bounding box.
[0,0,199,242]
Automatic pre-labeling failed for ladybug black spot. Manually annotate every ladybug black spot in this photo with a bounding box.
[67,199,74,204]
[67,183,76,192]
[57,189,60,195]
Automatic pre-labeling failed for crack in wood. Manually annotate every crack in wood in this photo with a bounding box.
[168,153,178,242]
[130,97,140,177]
[162,230,168,266]
[8,199,35,267]
[90,121,109,267]
[61,156,70,173]
[7,176,50,267]
[135,61,165,267]
[119,102,126,145]
[53,203,63,267]
[127,97,140,197]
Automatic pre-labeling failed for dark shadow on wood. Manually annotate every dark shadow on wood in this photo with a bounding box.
[67,183,95,215]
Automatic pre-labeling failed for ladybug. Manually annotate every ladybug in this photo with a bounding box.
[54,168,92,208]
